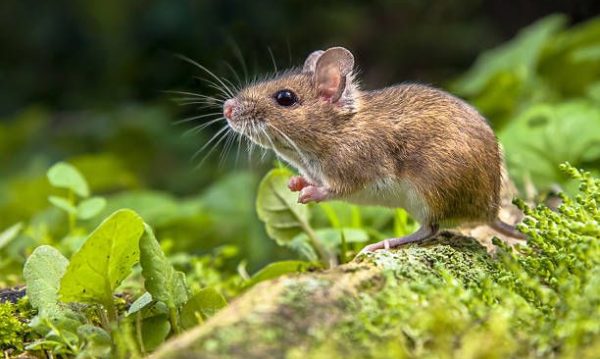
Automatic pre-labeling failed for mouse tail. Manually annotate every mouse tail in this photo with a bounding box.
[491,218,526,240]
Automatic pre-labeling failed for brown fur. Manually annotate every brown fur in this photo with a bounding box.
[226,53,502,228]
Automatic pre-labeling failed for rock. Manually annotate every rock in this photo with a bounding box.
[151,232,497,359]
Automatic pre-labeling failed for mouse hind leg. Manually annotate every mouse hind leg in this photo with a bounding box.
[359,223,440,254]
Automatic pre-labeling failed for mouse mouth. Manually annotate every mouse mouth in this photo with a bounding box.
[227,117,273,149]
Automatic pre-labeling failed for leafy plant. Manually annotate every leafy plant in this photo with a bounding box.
[256,168,409,266]
[47,162,107,229]
[452,15,600,191]
[10,162,234,357]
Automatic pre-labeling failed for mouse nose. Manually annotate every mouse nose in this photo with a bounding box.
[223,99,236,120]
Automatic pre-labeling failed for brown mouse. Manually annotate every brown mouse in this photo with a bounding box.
[221,46,524,252]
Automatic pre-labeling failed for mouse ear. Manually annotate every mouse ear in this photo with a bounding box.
[314,47,354,103]
[302,50,324,73]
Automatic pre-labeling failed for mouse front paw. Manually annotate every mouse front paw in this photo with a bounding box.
[298,186,330,204]
[288,176,311,192]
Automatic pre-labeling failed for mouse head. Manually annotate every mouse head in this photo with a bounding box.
[222,46,359,162]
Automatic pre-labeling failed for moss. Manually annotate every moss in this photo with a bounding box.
[152,164,600,359]
[0,301,28,351]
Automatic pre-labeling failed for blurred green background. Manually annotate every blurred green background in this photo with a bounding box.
[1,0,600,278]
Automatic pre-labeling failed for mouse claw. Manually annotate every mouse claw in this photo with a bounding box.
[298,186,330,204]
[288,176,311,192]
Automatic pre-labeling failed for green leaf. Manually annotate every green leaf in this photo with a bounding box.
[256,168,310,245]
[47,162,90,197]
[180,288,227,329]
[23,245,69,312]
[77,324,112,358]
[141,315,171,352]
[77,196,107,220]
[453,15,566,96]
[245,260,317,288]
[499,100,600,189]
[140,223,189,309]
[0,222,23,250]
[48,196,77,214]
[127,292,153,316]
[59,209,145,308]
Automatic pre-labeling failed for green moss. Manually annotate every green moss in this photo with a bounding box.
[154,164,600,359]
[0,301,28,351]
[306,163,600,358]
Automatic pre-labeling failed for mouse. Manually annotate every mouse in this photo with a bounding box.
[221,46,524,253]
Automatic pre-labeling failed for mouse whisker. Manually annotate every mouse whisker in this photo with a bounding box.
[234,122,245,167]
[267,46,278,74]
[194,76,235,99]
[183,117,226,136]
[224,61,243,89]
[164,90,225,102]
[219,129,237,167]
[194,126,232,170]
[176,54,236,98]
[175,112,223,125]
[174,102,222,110]
[192,124,230,161]
[220,75,241,96]
[267,124,311,167]
[259,127,281,163]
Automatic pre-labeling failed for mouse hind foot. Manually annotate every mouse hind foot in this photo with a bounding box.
[490,218,526,240]
[359,223,439,254]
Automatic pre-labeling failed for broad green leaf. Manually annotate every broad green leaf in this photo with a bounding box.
[141,315,171,352]
[77,196,107,220]
[59,209,145,307]
[245,260,316,288]
[288,236,319,262]
[23,245,69,312]
[47,162,90,197]
[256,168,310,245]
[500,100,600,190]
[0,222,23,250]
[127,292,153,316]
[140,224,188,309]
[48,196,77,214]
[180,288,227,329]
[453,15,566,96]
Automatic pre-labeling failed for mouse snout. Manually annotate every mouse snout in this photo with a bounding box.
[223,99,237,120]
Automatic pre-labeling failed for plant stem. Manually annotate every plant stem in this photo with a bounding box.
[67,190,76,233]
[304,225,336,268]
[169,307,181,334]
[136,312,146,355]
[105,298,118,325]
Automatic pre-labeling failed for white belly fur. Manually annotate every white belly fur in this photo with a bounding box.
[344,178,430,223]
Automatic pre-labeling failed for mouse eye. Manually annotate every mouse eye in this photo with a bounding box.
[274,90,298,107]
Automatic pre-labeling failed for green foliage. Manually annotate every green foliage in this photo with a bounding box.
[452,15,600,190]
[59,210,145,316]
[140,224,189,333]
[23,245,68,313]
[256,168,404,265]
[47,162,90,198]
[9,161,243,357]
[256,168,311,245]
[181,288,227,329]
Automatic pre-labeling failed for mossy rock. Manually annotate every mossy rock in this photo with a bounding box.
[152,233,507,359]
